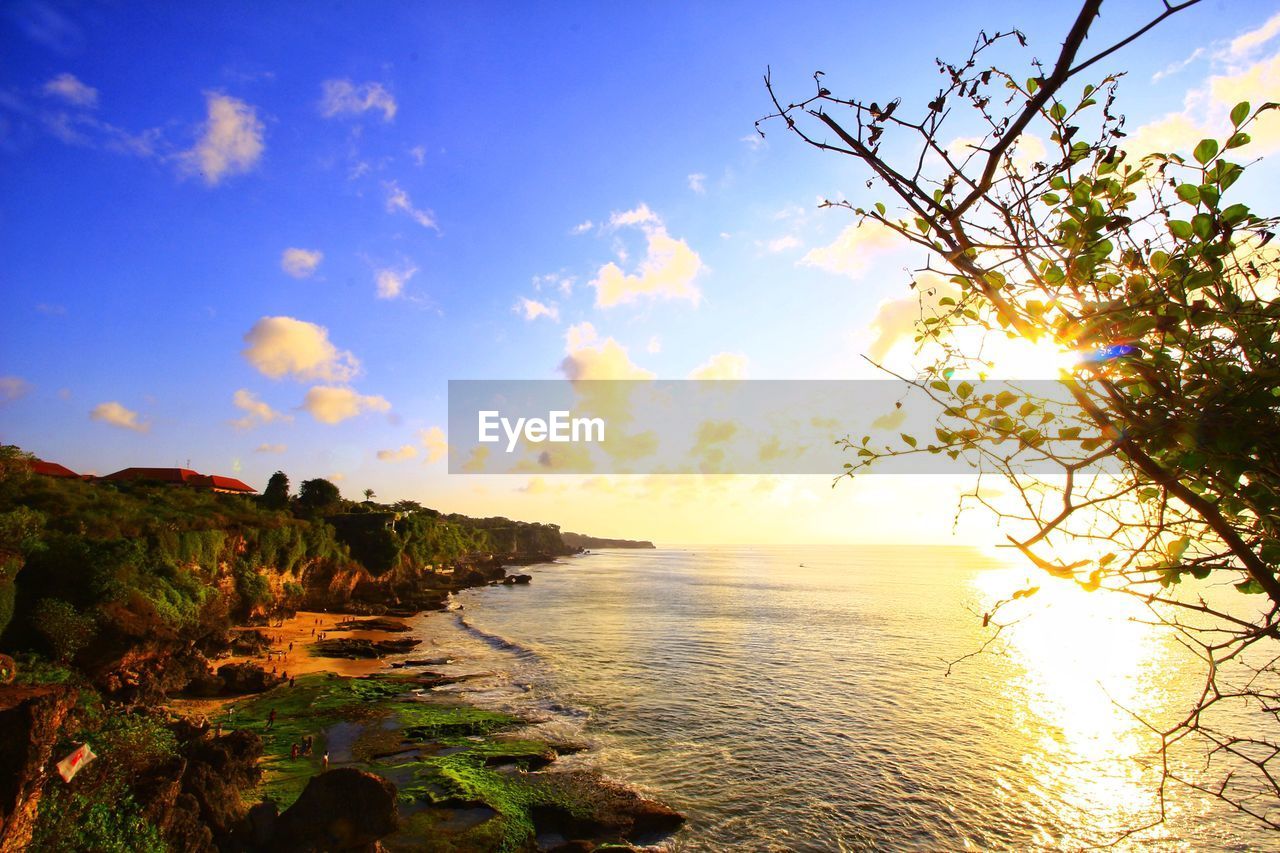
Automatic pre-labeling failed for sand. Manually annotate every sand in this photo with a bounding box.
[167,610,413,717]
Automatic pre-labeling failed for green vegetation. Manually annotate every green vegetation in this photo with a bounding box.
[233,673,606,852]
[22,666,179,853]
[0,444,569,664]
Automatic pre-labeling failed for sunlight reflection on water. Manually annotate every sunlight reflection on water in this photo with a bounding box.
[431,546,1268,851]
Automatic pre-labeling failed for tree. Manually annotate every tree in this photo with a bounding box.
[262,470,290,509]
[32,597,96,662]
[297,478,342,514]
[763,0,1280,833]
[363,488,376,502]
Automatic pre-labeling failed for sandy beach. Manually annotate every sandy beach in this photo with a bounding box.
[168,609,418,717]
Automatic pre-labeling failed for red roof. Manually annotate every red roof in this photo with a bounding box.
[198,474,257,493]
[102,467,257,493]
[103,467,202,485]
[31,459,80,478]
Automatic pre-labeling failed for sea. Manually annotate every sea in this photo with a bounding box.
[399,545,1274,851]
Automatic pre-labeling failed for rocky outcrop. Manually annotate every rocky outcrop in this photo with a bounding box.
[528,771,684,847]
[331,617,410,632]
[0,684,77,852]
[217,662,285,694]
[264,768,399,851]
[312,637,421,659]
[499,574,532,585]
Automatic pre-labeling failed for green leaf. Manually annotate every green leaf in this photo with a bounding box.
[1230,101,1250,126]
[1222,203,1250,225]
[1191,213,1214,240]
[1236,579,1264,595]
[1226,132,1250,149]
[1194,138,1219,165]
[957,381,973,400]
[900,433,917,448]
[1049,102,1067,122]
[1168,220,1194,240]
[1041,192,1061,205]
[1174,184,1200,204]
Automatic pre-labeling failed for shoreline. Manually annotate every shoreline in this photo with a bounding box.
[169,563,686,850]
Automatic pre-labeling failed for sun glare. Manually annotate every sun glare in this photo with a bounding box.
[983,336,1081,380]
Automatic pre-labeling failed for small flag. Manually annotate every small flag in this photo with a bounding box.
[56,743,96,783]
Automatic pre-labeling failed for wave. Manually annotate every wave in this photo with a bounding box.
[453,611,540,661]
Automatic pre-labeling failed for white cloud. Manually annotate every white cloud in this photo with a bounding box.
[800,221,904,279]
[865,273,961,364]
[688,352,748,380]
[301,385,391,424]
[765,235,800,253]
[319,79,397,121]
[559,322,654,380]
[646,335,662,354]
[42,72,97,107]
[231,388,292,430]
[1129,21,1280,158]
[255,443,287,454]
[516,297,559,322]
[90,401,148,432]
[409,144,426,166]
[281,247,323,279]
[0,376,32,402]
[242,316,360,382]
[179,92,264,186]
[590,204,703,308]
[377,444,418,462]
[1152,47,1206,83]
[687,173,706,194]
[532,272,574,295]
[384,181,438,230]
[608,203,660,229]
[419,426,448,464]
[1226,12,1280,60]
[375,264,417,299]
[570,220,594,235]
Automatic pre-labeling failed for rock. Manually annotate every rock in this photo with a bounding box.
[500,574,533,585]
[182,730,263,837]
[230,630,273,656]
[0,684,78,851]
[312,638,421,659]
[526,772,684,846]
[270,768,399,851]
[217,662,284,694]
[332,617,411,633]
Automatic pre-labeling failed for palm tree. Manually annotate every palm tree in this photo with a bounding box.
[363,488,375,502]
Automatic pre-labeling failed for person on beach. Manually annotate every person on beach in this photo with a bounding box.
[267,708,276,730]
[322,752,329,771]
[290,743,298,760]
[290,676,296,687]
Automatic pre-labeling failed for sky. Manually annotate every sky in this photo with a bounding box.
[2,0,1279,544]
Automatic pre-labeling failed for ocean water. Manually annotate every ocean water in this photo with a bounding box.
[403,546,1273,851]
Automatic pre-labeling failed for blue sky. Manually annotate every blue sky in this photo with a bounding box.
[3,0,1279,542]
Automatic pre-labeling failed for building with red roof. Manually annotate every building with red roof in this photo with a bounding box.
[30,459,81,479]
[102,467,256,494]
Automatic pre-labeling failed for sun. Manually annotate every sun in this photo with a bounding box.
[982,335,1080,380]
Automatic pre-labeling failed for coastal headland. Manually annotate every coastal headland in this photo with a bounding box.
[0,447,681,851]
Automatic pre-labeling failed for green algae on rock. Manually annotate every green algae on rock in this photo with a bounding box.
[232,673,683,851]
